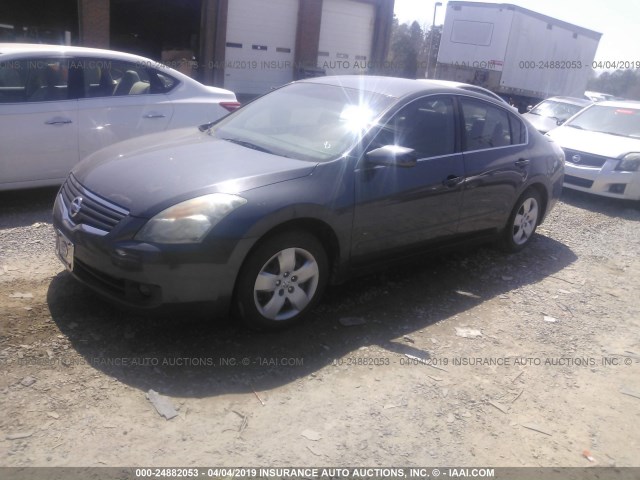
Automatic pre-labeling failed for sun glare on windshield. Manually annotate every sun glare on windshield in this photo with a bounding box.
[340,104,376,132]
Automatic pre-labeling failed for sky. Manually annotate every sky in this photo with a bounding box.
[393,0,640,66]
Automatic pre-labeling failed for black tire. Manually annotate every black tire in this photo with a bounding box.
[233,230,328,330]
[500,188,542,253]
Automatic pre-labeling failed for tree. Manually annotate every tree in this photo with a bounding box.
[386,18,442,80]
[424,24,442,79]
[587,69,640,100]
[387,18,428,79]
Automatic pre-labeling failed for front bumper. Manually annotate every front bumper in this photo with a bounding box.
[563,160,640,200]
[52,191,253,311]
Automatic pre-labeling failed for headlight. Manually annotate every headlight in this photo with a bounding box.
[617,153,640,172]
[135,193,247,244]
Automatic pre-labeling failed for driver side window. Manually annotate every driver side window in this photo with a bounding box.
[373,96,456,159]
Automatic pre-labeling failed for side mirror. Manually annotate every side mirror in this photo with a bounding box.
[366,145,417,168]
[526,105,533,112]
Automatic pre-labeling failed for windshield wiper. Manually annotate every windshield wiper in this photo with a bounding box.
[566,124,585,130]
[222,137,276,155]
[199,118,224,133]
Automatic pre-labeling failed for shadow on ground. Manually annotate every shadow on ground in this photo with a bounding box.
[560,188,640,220]
[0,187,58,228]
[46,233,577,398]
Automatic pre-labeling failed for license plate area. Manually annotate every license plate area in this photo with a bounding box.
[56,230,74,272]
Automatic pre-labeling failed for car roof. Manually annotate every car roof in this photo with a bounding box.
[422,80,506,99]
[299,75,509,106]
[0,42,157,64]
[1,43,121,55]
[542,96,592,107]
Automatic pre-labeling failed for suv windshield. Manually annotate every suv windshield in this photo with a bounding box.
[209,82,395,162]
[530,100,585,123]
[565,105,640,138]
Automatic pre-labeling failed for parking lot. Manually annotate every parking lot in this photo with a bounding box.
[1,187,639,467]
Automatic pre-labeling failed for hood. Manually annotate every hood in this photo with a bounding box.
[522,113,562,134]
[72,128,317,216]
[546,126,640,158]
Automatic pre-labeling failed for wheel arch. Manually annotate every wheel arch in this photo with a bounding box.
[233,217,343,296]
[230,218,340,328]
[259,218,340,276]
[525,181,550,221]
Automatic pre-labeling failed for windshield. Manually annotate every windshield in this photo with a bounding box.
[209,82,395,162]
[530,100,585,122]
[564,104,640,138]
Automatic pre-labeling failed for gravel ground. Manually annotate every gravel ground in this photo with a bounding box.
[1,186,639,469]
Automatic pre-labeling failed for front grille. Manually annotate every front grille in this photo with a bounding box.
[563,148,608,168]
[564,175,594,188]
[61,175,129,233]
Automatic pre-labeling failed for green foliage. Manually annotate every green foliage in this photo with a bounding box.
[386,18,441,79]
[587,69,640,100]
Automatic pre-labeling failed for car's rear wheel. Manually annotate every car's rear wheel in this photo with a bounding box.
[501,188,542,252]
[234,230,328,329]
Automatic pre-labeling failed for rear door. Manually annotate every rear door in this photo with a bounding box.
[0,57,79,187]
[457,96,529,233]
[352,95,465,262]
[77,57,174,159]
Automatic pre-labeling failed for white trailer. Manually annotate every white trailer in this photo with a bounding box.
[435,1,601,109]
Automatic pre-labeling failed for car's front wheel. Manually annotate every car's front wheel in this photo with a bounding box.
[501,188,542,252]
[234,230,328,329]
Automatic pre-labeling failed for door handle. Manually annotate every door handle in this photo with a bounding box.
[443,175,463,187]
[45,118,73,125]
[143,113,166,119]
[515,158,530,167]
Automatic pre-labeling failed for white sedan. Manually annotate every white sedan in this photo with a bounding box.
[0,43,239,191]
[546,101,640,200]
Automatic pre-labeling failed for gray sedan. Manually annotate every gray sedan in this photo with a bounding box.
[53,76,565,329]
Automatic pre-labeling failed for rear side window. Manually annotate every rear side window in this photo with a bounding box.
[460,98,512,151]
[509,112,527,144]
[80,58,177,98]
[0,58,70,103]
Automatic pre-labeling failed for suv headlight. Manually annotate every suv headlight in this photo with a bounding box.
[617,153,640,172]
[135,193,247,244]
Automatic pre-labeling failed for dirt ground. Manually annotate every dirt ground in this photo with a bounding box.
[1,187,639,468]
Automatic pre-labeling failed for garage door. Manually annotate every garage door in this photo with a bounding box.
[317,0,375,75]
[224,0,299,95]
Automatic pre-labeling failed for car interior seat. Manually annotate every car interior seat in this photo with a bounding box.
[114,70,140,95]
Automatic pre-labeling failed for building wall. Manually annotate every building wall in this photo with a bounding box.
[78,0,110,48]
[199,0,222,86]
[75,0,394,87]
[369,0,394,71]
[294,0,324,77]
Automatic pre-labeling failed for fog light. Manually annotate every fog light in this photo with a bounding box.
[139,284,153,297]
[608,184,626,194]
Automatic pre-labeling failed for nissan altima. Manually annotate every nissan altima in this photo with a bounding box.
[53,76,565,329]
[546,100,640,200]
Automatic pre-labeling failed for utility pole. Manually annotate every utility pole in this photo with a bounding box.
[426,2,442,79]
